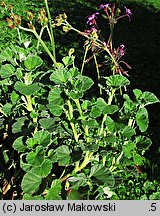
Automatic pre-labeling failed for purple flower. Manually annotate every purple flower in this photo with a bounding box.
[99,3,110,9]
[86,12,99,26]
[124,6,132,21]
[124,6,132,15]
[85,26,97,35]
[119,44,125,56]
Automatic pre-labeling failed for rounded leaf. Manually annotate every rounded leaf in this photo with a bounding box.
[24,55,43,71]
[106,75,130,89]
[21,171,42,195]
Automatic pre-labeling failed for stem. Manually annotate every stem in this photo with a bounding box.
[0,107,8,117]
[74,99,83,116]
[93,54,102,95]
[128,118,134,127]
[36,26,45,51]
[108,24,114,50]
[19,26,57,65]
[69,24,118,69]
[60,150,93,182]
[99,89,115,136]
[93,54,100,81]
[81,44,89,74]
[44,0,56,59]
[78,151,93,171]
[26,95,33,112]
[74,98,90,143]
[110,115,136,172]
[67,100,79,142]
[17,28,22,42]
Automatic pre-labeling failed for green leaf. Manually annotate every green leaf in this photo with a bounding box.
[123,142,136,159]
[0,47,13,63]
[62,56,74,66]
[26,146,45,166]
[105,117,124,133]
[133,154,143,165]
[82,119,99,128]
[133,89,142,99]
[68,173,87,190]
[2,103,12,115]
[103,105,118,114]
[135,136,152,150]
[14,82,41,95]
[81,76,94,92]
[0,64,15,78]
[149,192,160,200]
[81,100,91,110]
[33,130,51,147]
[96,98,118,114]
[45,179,62,200]
[124,100,136,114]
[20,159,31,172]
[11,91,20,104]
[39,117,60,130]
[21,171,42,195]
[13,136,27,152]
[26,138,37,148]
[55,145,71,166]
[31,159,52,177]
[143,180,155,193]
[106,75,130,89]
[23,194,44,200]
[90,106,102,118]
[50,69,68,84]
[123,126,136,139]
[48,103,64,116]
[136,107,149,132]
[96,98,107,111]
[89,164,114,186]
[104,134,116,144]
[141,91,159,106]
[12,116,29,133]
[68,67,79,77]
[24,55,43,71]
[67,189,81,200]
[48,87,64,116]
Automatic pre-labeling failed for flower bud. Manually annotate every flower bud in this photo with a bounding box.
[7,18,14,29]
[1,1,6,8]
[27,11,34,21]
[8,4,13,11]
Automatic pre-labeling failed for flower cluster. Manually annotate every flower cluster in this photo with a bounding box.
[112,44,131,75]
[7,13,22,29]
[1,0,6,8]
[84,3,132,75]
[26,11,34,21]
[99,3,132,23]
[37,8,48,26]
[53,13,67,27]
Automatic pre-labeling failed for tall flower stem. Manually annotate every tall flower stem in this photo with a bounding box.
[44,0,56,59]
[99,88,115,136]
[81,44,89,74]
[17,28,22,42]
[93,54,102,95]
[19,26,57,65]
[68,24,118,68]
[36,26,45,51]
